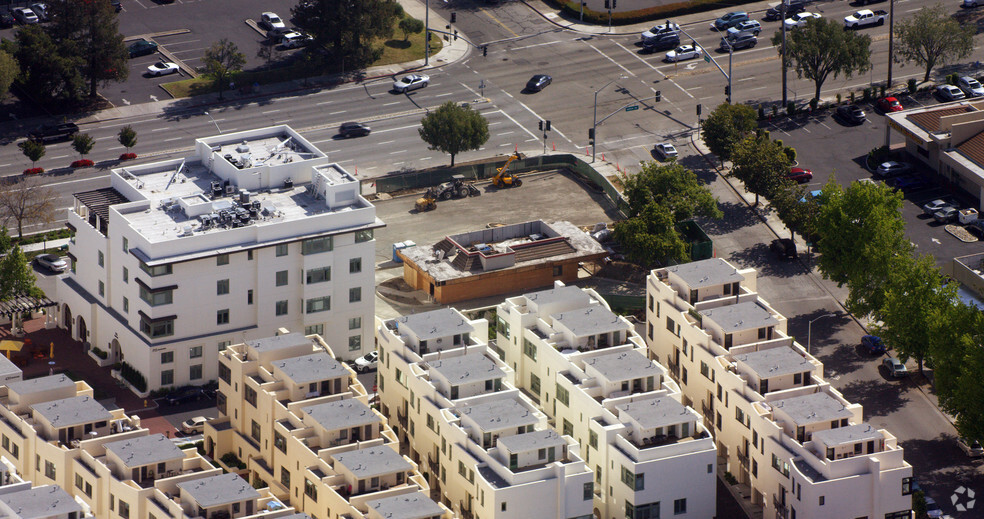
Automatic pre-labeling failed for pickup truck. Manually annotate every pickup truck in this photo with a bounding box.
[844,9,886,28]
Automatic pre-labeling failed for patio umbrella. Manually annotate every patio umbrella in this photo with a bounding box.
[0,340,23,359]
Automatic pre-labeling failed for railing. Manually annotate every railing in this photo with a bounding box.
[738,451,749,469]
[773,496,788,519]
[701,403,714,420]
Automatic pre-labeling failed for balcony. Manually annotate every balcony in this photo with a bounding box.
[773,496,788,519]
[737,451,749,470]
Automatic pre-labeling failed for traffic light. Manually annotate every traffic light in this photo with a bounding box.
[588,128,595,144]
[483,46,488,57]
[696,103,702,116]
[545,120,551,131]
[538,120,544,131]
[454,30,458,41]
[654,90,661,102]
[612,0,616,7]
[451,12,456,23]
[725,85,731,102]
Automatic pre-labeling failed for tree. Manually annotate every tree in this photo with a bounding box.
[929,301,984,442]
[256,40,281,68]
[0,49,18,100]
[2,25,85,107]
[613,203,690,267]
[292,0,402,71]
[729,133,791,206]
[418,101,489,166]
[202,39,246,99]
[72,133,95,159]
[894,3,974,82]
[118,125,137,152]
[0,176,57,239]
[0,228,42,300]
[772,17,871,102]
[700,103,757,163]
[622,162,722,221]
[46,0,128,99]
[18,139,45,168]
[398,17,424,41]
[771,182,816,242]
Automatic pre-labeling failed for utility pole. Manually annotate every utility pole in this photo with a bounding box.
[781,0,788,107]
[424,0,430,66]
[887,0,895,87]
[592,75,627,162]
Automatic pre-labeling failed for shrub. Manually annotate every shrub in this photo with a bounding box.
[787,101,796,116]
[836,93,842,104]
[809,98,818,111]
[758,105,765,120]
[879,85,886,98]
[850,91,856,103]
[908,78,918,94]
[863,87,872,101]
[91,346,108,359]
[771,105,778,118]
[119,361,147,392]
[724,471,738,485]
[784,147,797,163]
[220,452,246,469]
[119,153,137,161]
[947,73,959,86]
[22,167,43,175]
[866,145,891,169]
[71,159,94,168]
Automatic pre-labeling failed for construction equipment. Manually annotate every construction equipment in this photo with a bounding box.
[491,154,522,188]
[414,196,437,212]
[426,175,481,201]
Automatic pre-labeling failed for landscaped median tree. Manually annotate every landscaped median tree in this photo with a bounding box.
[118,125,137,159]
[894,3,974,82]
[18,139,45,172]
[728,133,790,206]
[772,17,872,103]
[71,133,95,167]
[700,103,757,164]
[418,101,489,166]
[203,39,246,100]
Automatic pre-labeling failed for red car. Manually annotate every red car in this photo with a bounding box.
[787,167,813,183]
[877,97,903,113]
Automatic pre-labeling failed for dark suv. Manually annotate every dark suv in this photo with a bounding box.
[166,387,204,405]
[28,123,79,143]
[723,33,757,50]
[339,122,371,138]
[644,32,680,52]
[770,238,797,260]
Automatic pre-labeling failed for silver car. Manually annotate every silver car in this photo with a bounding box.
[392,74,429,93]
[882,356,908,378]
[958,76,984,97]
[34,253,67,273]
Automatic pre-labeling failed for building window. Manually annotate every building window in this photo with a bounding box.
[75,474,83,490]
[276,244,288,256]
[589,431,598,449]
[350,257,362,273]
[305,324,324,336]
[305,266,331,284]
[819,496,824,506]
[217,309,229,325]
[98,251,104,267]
[138,286,173,306]
[276,300,288,316]
[348,317,362,330]
[247,289,253,305]
[523,339,537,361]
[218,340,231,351]
[306,296,330,314]
[98,281,105,297]
[123,297,129,313]
[673,498,686,515]
[280,466,290,487]
[122,237,128,253]
[275,432,286,453]
[245,386,257,407]
[190,345,202,358]
[355,229,373,242]
[530,373,541,394]
[139,262,172,277]
[275,270,288,286]
[555,384,569,406]
[902,477,913,495]
[190,364,202,380]
[140,316,174,338]
[251,420,261,442]
[216,254,229,265]
[161,351,173,364]
[563,419,573,436]
[553,265,563,276]
[700,361,710,379]
[620,466,635,489]
[583,482,593,501]
[346,335,362,351]
[119,500,130,519]
[217,279,230,295]
[349,287,361,303]
[161,370,173,386]
[122,267,128,283]
[301,236,332,255]
[304,479,317,501]
[648,322,653,339]
[218,363,231,384]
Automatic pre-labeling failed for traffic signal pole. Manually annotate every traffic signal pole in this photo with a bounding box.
[679,27,732,102]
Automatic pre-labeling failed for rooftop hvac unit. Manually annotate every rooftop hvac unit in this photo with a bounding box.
[236,141,249,153]
[225,185,236,195]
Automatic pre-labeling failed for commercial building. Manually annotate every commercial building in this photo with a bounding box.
[57,126,383,392]
[205,330,449,519]
[495,283,717,519]
[375,308,595,519]
[646,258,913,519]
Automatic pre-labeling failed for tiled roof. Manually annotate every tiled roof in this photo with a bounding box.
[956,130,984,168]
[905,106,975,132]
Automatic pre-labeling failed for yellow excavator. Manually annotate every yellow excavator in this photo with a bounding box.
[492,154,522,188]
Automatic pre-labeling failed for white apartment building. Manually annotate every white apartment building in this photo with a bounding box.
[495,283,717,519]
[646,258,914,519]
[206,331,450,519]
[375,308,595,519]
[57,125,383,392]
[0,484,83,519]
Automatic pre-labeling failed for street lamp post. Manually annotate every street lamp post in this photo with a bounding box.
[781,0,788,107]
[204,111,221,133]
[807,313,838,355]
[424,0,430,66]
[887,0,895,87]
[592,75,627,163]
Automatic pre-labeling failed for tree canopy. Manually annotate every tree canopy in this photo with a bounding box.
[0,176,57,240]
[772,17,872,102]
[2,25,85,107]
[929,300,984,442]
[701,103,757,163]
[118,125,137,151]
[398,17,424,41]
[203,39,246,99]
[0,49,18,100]
[729,133,791,206]
[292,0,403,71]
[0,228,41,300]
[46,0,128,99]
[418,101,489,166]
[613,203,689,267]
[894,3,975,82]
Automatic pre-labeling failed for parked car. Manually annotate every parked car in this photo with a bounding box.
[353,351,379,373]
[784,12,821,29]
[641,21,680,42]
[128,39,158,58]
[166,387,204,405]
[924,497,943,519]
[281,31,313,49]
[29,3,47,21]
[861,335,886,354]
[643,32,680,52]
[181,416,209,434]
[526,74,552,92]
[765,3,805,21]
[712,11,749,31]
[937,84,966,101]
[34,254,67,273]
[28,122,79,143]
[934,206,959,223]
[882,356,909,378]
[968,219,984,238]
[874,161,911,178]
[958,76,984,97]
[146,61,179,77]
[922,198,951,215]
[110,0,122,12]
[392,73,429,93]
[259,12,285,30]
[12,7,38,24]
[786,167,813,183]
[339,122,371,138]
[770,238,797,259]
[958,437,984,458]
[722,33,757,50]
[891,175,930,192]
[964,0,984,7]
[877,96,903,112]
[653,143,677,160]
[0,10,14,27]
[836,104,866,124]
[665,44,702,62]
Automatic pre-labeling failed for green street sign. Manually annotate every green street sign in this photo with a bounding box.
[704,54,710,63]
[625,105,639,112]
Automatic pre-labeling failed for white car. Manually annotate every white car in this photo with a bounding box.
[147,61,179,77]
[641,22,680,42]
[958,76,984,97]
[937,84,966,101]
[281,32,313,49]
[665,44,702,62]
[259,12,285,30]
[924,497,943,519]
[180,416,209,434]
[392,73,429,93]
[353,351,379,373]
[784,12,821,28]
[654,143,678,160]
[34,254,67,273]
[12,7,38,24]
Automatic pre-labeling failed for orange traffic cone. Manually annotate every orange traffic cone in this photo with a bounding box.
[552,142,555,151]
[602,153,605,161]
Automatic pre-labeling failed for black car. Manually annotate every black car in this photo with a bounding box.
[526,74,552,92]
[339,121,371,138]
[166,387,204,405]
[644,32,680,52]
[836,105,866,125]
[111,0,122,11]
[0,10,14,27]
[128,39,158,58]
[765,3,805,20]
[28,122,79,143]
[770,238,797,260]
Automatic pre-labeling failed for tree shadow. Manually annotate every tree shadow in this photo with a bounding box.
[898,435,983,494]
[385,39,412,49]
[837,377,910,418]
[724,241,804,279]
[697,200,756,234]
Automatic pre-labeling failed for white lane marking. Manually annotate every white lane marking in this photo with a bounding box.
[379,140,395,145]
[388,150,406,155]
[51,155,68,160]
[494,109,539,140]
[262,110,280,114]
[435,92,454,97]
[374,124,421,134]
[329,111,347,115]
[585,42,636,77]
[509,40,563,51]
[382,101,402,106]
[150,127,171,132]
[612,40,693,99]
[516,100,571,142]
[497,131,515,136]
[460,82,481,98]
[164,137,183,142]
[316,101,332,106]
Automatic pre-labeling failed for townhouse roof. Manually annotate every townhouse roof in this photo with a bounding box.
[273,352,347,384]
[457,398,538,432]
[332,446,412,479]
[396,308,474,341]
[735,347,813,380]
[496,430,565,453]
[477,465,509,488]
[31,395,112,428]
[551,305,630,337]
[584,349,661,382]
[428,354,504,385]
[0,485,82,519]
[616,397,692,429]
[811,423,884,447]
[524,285,593,308]
[246,332,311,353]
[7,374,74,396]
[771,392,852,426]
[104,433,184,468]
[906,105,976,132]
[177,473,260,508]
[699,301,778,333]
[367,493,445,519]
[302,399,378,432]
[0,355,19,379]
[955,130,984,168]
[665,258,744,289]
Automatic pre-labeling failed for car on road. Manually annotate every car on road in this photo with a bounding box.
[29,3,47,21]
[933,206,959,223]
[641,21,680,42]
[874,160,911,178]
[924,497,943,519]
[936,84,966,101]
[964,0,984,7]
[891,175,930,192]
[147,61,179,77]
[281,31,313,49]
[786,167,813,183]
[784,12,821,29]
[836,104,866,124]
[765,3,805,21]
[861,335,886,354]
[922,198,951,215]
[34,254,67,273]
[526,74,552,92]
[722,33,757,50]
[181,416,209,434]
[665,44,702,62]
[353,351,379,373]
[958,437,984,458]
[28,122,79,143]
[128,39,158,58]
[770,238,797,259]
[726,20,762,37]
[12,7,38,24]
[712,11,749,31]
[339,122,371,138]
[653,143,677,160]
[166,387,204,405]
[958,76,984,97]
[876,96,903,112]
[259,12,285,30]
[882,356,909,378]
[392,73,429,93]
[643,32,680,52]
